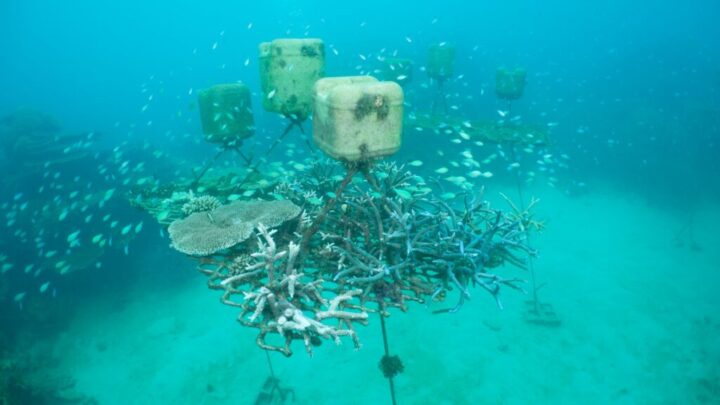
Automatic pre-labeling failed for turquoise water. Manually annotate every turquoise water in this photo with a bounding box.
[1,2,719,404]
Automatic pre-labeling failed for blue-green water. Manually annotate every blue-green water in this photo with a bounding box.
[1,1,719,404]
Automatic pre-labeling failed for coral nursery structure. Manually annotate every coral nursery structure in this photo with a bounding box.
[156,65,537,357]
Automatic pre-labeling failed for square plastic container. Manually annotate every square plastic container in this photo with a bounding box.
[495,68,527,100]
[427,44,456,80]
[259,38,325,121]
[198,83,254,146]
[313,76,404,161]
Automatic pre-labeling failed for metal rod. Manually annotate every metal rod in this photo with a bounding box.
[379,313,398,405]
[264,349,275,378]
[509,145,540,312]
[190,148,226,189]
[263,119,297,159]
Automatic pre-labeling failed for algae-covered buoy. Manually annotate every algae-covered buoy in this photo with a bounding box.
[259,38,325,121]
[313,76,404,162]
[427,43,455,80]
[198,83,254,147]
[496,68,527,100]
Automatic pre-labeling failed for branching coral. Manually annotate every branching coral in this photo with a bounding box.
[200,224,367,356]
[181,194,222,216]
[175,160,535,356]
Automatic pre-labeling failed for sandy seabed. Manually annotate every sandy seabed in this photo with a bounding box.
[49,183,720,404]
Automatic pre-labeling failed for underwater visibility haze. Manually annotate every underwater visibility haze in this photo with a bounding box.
[1,1,719,404]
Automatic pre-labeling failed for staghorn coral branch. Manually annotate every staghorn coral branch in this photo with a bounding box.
[182,160,539,356]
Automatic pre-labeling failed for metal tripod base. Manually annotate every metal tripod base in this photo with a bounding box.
[523,300,561,327]
[254,376,295,405]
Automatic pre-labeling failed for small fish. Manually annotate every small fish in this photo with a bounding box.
[39,282,50,294]
[445,176,466,185]
[435,167,449,174]
[396,75,407,81]
[134,222,144,233]
[408,160,423,167]
[394,189,412,200]
[121,224,133,235]
[14,292,26,302]
[67,230,81,243]
[497,110,508,118]
[267,89,277,99]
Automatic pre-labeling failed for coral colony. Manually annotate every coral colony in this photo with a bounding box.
[174,159,534,356]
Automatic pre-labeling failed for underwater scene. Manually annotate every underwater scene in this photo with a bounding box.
[1,1,719,404]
